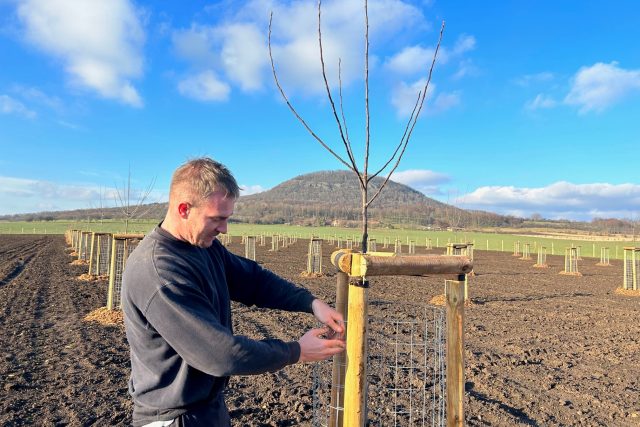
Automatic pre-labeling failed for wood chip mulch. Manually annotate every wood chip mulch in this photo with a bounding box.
[84,307,124,325]
[614,288,640,297]
[299,271,324,278]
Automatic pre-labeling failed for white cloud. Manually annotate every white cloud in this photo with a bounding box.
[11,85,63,112]
[0,176,109,215]
[240,184,266,196]
[219,23,268,91]
[391,80,459,117]
[526,93,557,110]
[172,0,426,99]
[384,34,476,76]
[431,91,461,112]
[451,34,475,56]
[385,45,438,75]
[513,72,554,87]
[392,169,450,196]
[178,71,231,102]
[0,176,168,215]
[391,78,433,117]
[458,181,640,221]
[451,59,477,80]
[0,94,37,118]
[172,25,218,67]
[564,62,640,113]
[17,0,145,107]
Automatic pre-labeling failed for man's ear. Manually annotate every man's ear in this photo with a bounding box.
[177,202,190,219]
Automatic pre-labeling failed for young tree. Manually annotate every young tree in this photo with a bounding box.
[89,186,109,225]
[113,167,156,233]
[269,0,443,253]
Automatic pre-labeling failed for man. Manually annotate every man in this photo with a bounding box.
[122,157,345,426]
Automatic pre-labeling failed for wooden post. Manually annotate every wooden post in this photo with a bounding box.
[329,272,349,427]
[88,232,97,275]
[107,236,118,310]
[446,278,465,427]
[343,277,368,427]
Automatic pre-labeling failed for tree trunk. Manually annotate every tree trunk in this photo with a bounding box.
[361,188,368,253]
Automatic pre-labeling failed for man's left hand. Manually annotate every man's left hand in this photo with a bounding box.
[311,299,344,337]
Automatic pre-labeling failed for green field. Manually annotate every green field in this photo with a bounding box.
[1,220,637,260]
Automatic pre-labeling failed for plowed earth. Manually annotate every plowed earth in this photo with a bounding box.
[0,234,638,426]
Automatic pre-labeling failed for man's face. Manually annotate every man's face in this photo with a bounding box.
[185,191,235,248]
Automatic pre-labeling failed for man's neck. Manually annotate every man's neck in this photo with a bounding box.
[160,215,183,241]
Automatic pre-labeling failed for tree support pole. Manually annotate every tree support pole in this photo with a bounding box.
[343,277,368,427]
[446,277,465,427]
[329,271,349,426]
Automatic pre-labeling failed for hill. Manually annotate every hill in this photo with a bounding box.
[0,170,522,229]
[233,170,521,228]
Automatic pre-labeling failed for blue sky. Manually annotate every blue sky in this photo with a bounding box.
[1,0,639,221]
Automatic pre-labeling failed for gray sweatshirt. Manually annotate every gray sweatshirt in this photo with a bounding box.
[122,226,316,425]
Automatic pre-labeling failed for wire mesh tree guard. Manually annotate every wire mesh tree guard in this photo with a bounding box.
[425,238,433,250]
[314,303,446,426]
[512,241,521,257]
[88,232,112,277]
[596,247,611,267]
[560,247,581,276]
[314,250,472,426]
[107,233,144,310]
[71,229,81,252]
[533,246,549,268]
[622,247,639,290]
[307,238,324,275]
[245,236,257,261]
[77,231,92,262]
[520,243,531,260]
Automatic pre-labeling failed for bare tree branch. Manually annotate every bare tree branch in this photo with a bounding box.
[270,2,444,251]
[268,12,356,173]
[368,90,422,181]
[363,0,370,185]
[317,0,364,188]
[128,176,157,217]
[366,20,445,208]
[338,58,356,177]
[113,166,157,233]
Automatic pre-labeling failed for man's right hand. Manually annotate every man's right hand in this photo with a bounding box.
[298,326,345,362]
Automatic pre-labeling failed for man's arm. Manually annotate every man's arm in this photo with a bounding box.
[222,245,316,313]
[145,281,301,377]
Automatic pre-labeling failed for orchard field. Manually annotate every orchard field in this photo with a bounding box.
[0,234,638,426]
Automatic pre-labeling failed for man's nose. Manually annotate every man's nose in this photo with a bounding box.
[216,220,228,234]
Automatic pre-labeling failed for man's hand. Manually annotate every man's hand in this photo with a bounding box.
[311,299,344,336]
[298,326,345,363]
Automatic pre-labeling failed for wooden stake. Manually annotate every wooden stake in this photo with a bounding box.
[446,278,465,427]
[343,278,368,427]
[106,236,118,310]
[329,272,349,427]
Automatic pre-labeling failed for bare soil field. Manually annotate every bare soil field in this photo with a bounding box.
[0,234,638,426]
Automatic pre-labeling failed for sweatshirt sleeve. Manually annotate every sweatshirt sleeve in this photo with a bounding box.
[144,279,301,377]
[219,244,316,313]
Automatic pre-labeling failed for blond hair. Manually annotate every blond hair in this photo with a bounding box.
[169,157,240,206]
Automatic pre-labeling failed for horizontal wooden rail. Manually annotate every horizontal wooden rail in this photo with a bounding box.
[112,233,145,240]
[331,249,473,277]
